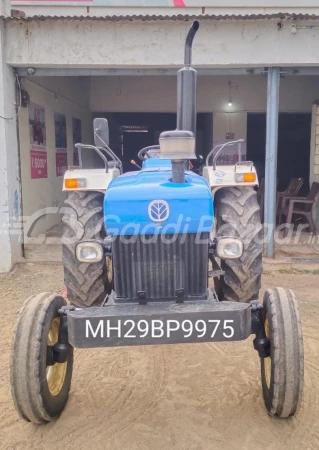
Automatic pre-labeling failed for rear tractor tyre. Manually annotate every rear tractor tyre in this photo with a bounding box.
[62,191,110,308]
[10,293,74,424]
[214,186,263,303]
[260,287,304,418]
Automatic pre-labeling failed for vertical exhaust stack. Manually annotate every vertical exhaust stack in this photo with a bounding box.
[177,21,200,135]
[159,22,199,183]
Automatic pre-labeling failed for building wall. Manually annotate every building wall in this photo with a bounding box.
[5,19,319,68]
[18,76,93,237]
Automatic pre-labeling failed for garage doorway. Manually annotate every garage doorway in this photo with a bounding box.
[95,112,212,172]
[121,126,152,172]
[247,113,311,195]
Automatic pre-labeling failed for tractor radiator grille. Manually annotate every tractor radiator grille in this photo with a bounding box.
[112,233,209,302]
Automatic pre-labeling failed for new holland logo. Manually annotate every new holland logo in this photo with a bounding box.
[148,200,170,223]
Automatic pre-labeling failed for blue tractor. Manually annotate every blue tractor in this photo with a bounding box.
[11,22,303,424]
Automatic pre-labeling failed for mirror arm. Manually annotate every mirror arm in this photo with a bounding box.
[206,139,245,169]
[102,142,123,168]
[78,146,82,168]
[212,139,245,169]
[94,132,123,173]
[75,144,109,172]
[205,143,226,167]
[212,142,234,170]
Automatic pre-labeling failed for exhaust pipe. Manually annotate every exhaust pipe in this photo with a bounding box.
[177,21,200,135]
[159,22,199,183]
[184,20,200,67]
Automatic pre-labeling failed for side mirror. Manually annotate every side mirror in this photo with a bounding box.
[93,118,109,147]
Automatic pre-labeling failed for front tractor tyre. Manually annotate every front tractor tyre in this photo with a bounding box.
[261,287,304,418]
[215,186,263,303]
[62,191,110,308]
[10,293,74,424]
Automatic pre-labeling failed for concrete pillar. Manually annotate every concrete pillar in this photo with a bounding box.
[0,19,22,271]
[264,67,280,258]
[0,0,10,16]
[310,102,319,232]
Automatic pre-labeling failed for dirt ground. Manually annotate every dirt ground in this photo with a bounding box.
[0,263,318,450]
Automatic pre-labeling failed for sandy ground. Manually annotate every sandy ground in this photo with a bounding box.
[0,263,318,450]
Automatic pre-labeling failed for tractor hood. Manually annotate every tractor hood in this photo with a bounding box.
[104,169,213,236]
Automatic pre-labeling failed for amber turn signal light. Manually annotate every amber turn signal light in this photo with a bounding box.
[234,172,257,183]
[243,173,256,182]
[64,178,87,189]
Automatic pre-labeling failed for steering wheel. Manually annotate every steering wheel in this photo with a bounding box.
[138,145,161,161]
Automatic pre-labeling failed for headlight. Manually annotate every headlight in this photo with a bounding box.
[216,237,243,259]
[75,241,104,263]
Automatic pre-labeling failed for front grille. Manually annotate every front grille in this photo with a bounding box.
[112,233,209,302]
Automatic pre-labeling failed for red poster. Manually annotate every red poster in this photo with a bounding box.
[31,150,48,179]
[29,102,47,179]
[56,152,68,177]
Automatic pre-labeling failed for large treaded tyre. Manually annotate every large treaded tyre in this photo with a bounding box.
[62,191,109,308]
[261,287,304,418]
[10,293,74,424]
[215,186,263,303]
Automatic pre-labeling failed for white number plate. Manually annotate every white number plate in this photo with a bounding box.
[85,318,235,341]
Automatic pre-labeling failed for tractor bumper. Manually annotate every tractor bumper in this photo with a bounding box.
[66,299,252,348]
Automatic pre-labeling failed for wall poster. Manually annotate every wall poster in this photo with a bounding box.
[29,102,47,179]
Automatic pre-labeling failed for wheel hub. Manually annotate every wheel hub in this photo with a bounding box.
[47,318,68,396]
[263,317,272,389]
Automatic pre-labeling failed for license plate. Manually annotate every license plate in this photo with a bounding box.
[68,301,251,348]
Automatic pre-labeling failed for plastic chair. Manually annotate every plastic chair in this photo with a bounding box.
[276,177,304,218]
[279,182,319,235]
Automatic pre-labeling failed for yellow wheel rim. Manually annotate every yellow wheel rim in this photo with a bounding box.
[46,317,68,396]
[264,317,271,389]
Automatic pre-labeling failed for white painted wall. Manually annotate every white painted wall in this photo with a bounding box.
[90,75,319,114]
[6,19,319,68]
[213,112,248,145]
[18,76,93,237]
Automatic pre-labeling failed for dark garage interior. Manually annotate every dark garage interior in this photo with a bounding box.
[247,113,311,195]
[95,112,212,172]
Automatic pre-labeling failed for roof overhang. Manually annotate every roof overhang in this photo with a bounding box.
[3,12,319,21]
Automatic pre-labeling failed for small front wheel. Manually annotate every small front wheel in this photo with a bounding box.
[260,287,304,418]
[10,293,74,424]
